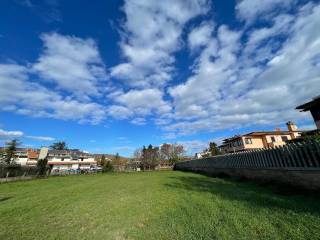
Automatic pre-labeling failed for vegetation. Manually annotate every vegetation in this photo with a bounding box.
[208,141,221,156]
[102,161,114,173]
[50,141,68,150]
[301,130,320,141]
[96,154,107,166]
[141,145,160,170]
[36,158,48,177]
[134,143,185,170]
[0,171,319,239]
[3,139,20,164]
[199,141,221,158]
[160,143,185,165]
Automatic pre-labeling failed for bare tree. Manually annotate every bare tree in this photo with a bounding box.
[141,145,160,170]
[160,143,185,165]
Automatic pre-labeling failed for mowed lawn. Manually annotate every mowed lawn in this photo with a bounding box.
[0,171,320,240]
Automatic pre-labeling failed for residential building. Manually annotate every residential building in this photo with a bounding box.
[195,151,211,159]
[0,148,39,166]
[13,148,29,165]
[219,122,304,153]
[26,149,39,166]
[39,147,97,171]
[296,96,320,129]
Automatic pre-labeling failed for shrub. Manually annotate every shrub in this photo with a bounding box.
[102,161,114,173]
[37,159,49,177]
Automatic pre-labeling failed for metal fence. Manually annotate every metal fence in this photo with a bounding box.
[0,165,38,178]
[175,140,320,170]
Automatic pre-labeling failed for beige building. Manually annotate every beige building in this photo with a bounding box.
[38,148,97,172]
[220,122,303,153]
[0,148,39,166]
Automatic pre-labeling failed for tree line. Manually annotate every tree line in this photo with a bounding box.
[132,143,186,170]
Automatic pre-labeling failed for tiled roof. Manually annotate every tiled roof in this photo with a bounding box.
[244,131,301,136]
[27,150,39,159]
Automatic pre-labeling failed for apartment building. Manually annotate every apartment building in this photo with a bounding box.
[0,148,39,166]
[39,147,97,171]
[220,122,303,153]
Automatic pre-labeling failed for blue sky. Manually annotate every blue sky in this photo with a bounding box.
[0,0,319,156]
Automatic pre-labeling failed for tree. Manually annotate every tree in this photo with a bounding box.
[141,145,160,170]
[37,158,48,177]
[50,141,67,150]
[208,142,221,156]
[160,143,185,165]
[112,153,121,165]
[100,155,107,166]
[160,143,171,161]
[132,148,142,169]
[133,148,142,161]
[4,139,20,164]
[102,161,114,173]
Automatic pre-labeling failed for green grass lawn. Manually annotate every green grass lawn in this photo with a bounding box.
[0,171,320,240]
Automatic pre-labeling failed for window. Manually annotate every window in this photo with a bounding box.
[271,136,276,142]
[61,158,64,161]
[245,138,252,144]
[281,136,288,142]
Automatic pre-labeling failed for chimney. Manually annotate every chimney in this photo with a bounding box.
[275,127,281,132]
[286,121,298,131]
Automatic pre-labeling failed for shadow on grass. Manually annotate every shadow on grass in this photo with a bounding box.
[0,196,12,202]
[165,174,320,216]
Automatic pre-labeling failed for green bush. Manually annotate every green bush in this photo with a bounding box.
[102,161,114,173]
[37,159,48,177]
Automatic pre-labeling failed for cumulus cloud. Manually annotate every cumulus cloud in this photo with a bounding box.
[0,129,24,139]
[33,32,107,98]
[130,117,147,125]
[108,88,171,121]
[235,0,294,23]
[166,2,320,137]
[188,22,213,50]
[111,0,209,87]
[25,135,55,141]
[0,63,106,124]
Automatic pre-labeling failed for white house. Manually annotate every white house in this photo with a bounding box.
[39,147,97,172]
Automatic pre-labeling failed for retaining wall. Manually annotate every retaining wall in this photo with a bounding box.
[174,140,320,190]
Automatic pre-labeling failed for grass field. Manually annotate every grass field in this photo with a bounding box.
[0,171,320,240]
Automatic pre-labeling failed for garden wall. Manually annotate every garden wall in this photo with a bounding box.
[174,140,320,190]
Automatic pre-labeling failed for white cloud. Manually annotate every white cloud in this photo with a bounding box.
[235,0,294,23]
[178,140,208,154]
[188,22,213,50]
[111,0,209,87]
[25,135,55,141]
[108,88,171,120]
[116,89,171,115]
[33,32,107,98]
[130,117,147,125]
[0,129,24,139]
[0,63,107,124]
[107,105,133,119]
[166,2,320,137]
